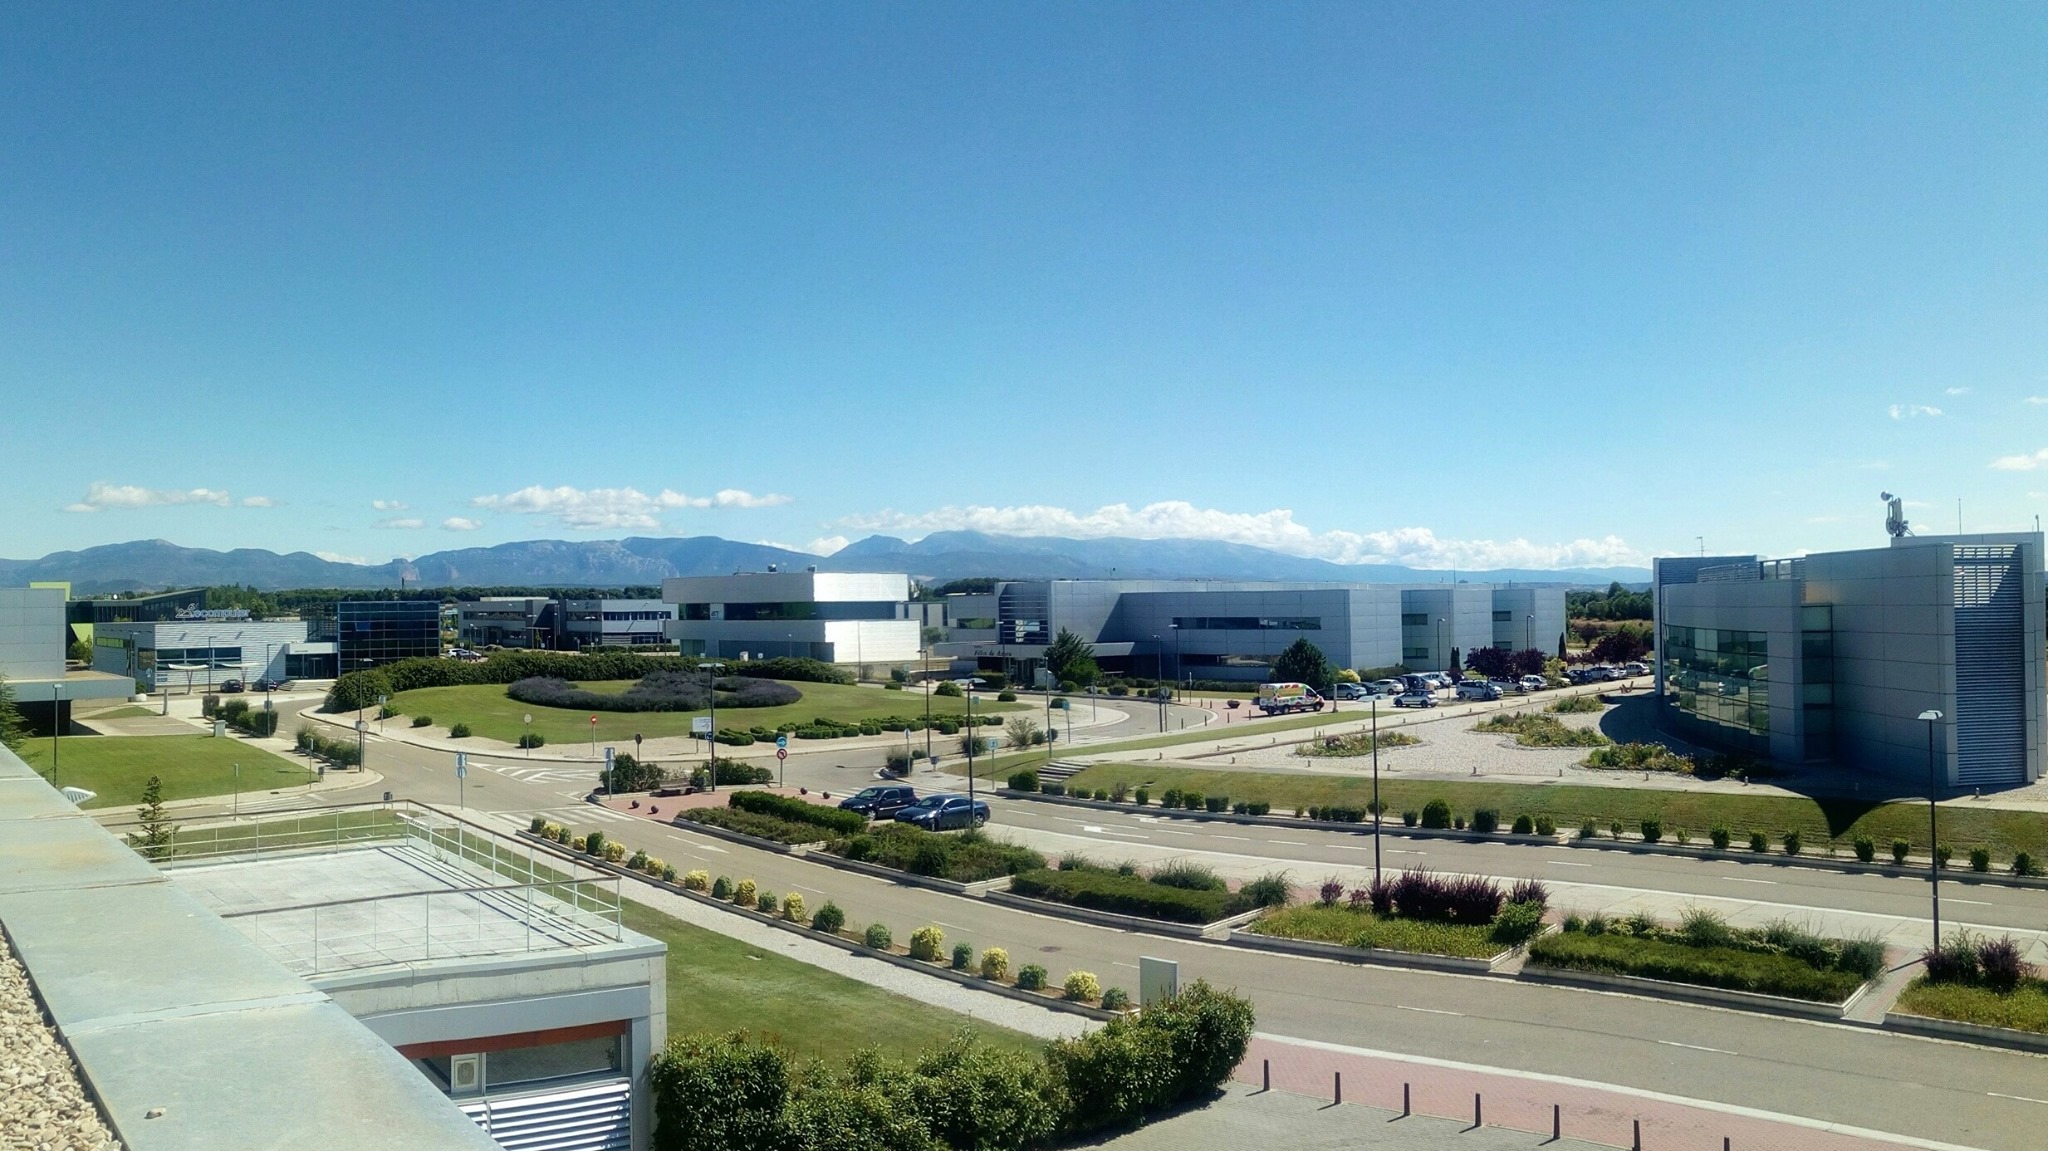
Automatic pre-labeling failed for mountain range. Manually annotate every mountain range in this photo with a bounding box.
[0,533,1649,593]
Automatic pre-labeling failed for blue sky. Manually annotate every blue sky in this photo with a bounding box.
[4,3,2046,571]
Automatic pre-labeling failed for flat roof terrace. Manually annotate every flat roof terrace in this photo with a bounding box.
[164,809,640,980]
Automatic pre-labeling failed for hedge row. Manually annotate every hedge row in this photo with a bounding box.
[1010,867,1230,924]
[728,790,869,836]
[507,672,801,713]
[833,824,1045,883]
[679,807,835,845]
[294,727,362,766]
[324,652,853,711]
[650,982,1253,1151]
[1528,929,1866,1003]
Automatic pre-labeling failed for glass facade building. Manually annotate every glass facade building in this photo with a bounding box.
[338,601,442,669]
[1660,625,1770,752]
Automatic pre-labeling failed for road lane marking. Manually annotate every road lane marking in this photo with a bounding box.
[1721,877,1777,885]
[1395,1005,1463,1017]
[1988,1092,2048,1106]
[1210,834,1250,841]
[1945,898,1990,906]
[1326,844,1365,851]
[1112,961,1139,968]
[1270,840,1306,846]
[1658,1040,1738,1056]
[1545,861,1591,867]
[1387,849,1426,856]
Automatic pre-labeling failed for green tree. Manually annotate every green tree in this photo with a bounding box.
[1043,627,1098,686]
[67,637,92,664]
[0,674,25,754]
[127,775,177,860]
[1270,639,1334,690]
[324,668,394,713]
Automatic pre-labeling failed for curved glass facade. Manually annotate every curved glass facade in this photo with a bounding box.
[1661,625,1769,751]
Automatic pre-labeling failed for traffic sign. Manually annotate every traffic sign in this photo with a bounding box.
[590,715,599,726]
[691,716,713,735]
[604,746,615,768]
[775,734,789,749]
[776,748,787,761]
[455,752,468,779]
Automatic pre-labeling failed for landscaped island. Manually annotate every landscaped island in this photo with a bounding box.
[1246,870,1547,959]
[1528,909,1883,1003]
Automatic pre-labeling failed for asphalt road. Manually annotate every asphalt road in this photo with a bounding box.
[121,698,2048,1151]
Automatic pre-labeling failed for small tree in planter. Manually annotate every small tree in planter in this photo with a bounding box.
[863,923,893,950]
[1062,971,1101,1002]
[810,901,845,934]
[951,942,973,969]
[909,925,945,962]
[979,947,1010,980]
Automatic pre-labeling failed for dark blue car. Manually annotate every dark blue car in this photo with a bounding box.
[893,793,990,831]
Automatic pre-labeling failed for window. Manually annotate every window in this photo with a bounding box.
[1170,617,1321,631]
[1660,626,1769,746]
[1492,610,1513,623]
[1401,613,1428,627]
[1403,646,1430,660]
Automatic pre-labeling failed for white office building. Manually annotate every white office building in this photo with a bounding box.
[661,571,921,666]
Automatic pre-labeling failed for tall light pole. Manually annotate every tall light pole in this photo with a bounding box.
[1170,622,1182,700]
[921,639,933,764]
[50,683,61,788]
[1920,709,1944,947]
[1524,614,1533,654]
[1371,696,1382,884]
[1436,617,1446,675]
[698,661,725,791]
[965,678,979,810]
[522,713,532,758]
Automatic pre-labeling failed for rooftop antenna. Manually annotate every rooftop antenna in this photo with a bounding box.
[1696,536,1704,557]
[1882,492,1911,539]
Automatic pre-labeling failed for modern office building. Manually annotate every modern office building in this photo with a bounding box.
[457,597,558,650]
[339,600,443,669]
[560,599,678,649]
[0,587,136,729]
[63,587,206,648]
[1653,533,2046,786]
[94,614,337,689]
[661,571,921,665]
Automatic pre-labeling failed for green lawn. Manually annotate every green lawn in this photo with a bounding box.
[619,899,1044,1062]
[1895,977,2048,1034]
[19,735,316,809]
[1248,905,1503,958]
[1057,765,2048,862]
[388,680,1023,746]
[79,705,159,720]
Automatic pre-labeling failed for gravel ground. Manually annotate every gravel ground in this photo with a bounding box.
[0,931,121,1151]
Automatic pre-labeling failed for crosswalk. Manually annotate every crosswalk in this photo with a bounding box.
[520,804,643,826]
[232,791,328,814]
[472,762,599,786]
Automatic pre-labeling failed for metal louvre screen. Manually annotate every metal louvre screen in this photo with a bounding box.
[1953,546,2026,787]
[459,1079,631,1151]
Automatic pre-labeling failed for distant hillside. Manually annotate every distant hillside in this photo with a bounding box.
[0,534,1648,592]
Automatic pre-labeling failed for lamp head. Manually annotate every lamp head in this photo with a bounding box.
[1918,709,1943,722]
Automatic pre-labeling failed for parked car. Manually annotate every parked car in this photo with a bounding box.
[1370,678,1406,697]
[1393,689,1438,709]
[1488,678,1522,694]
[1331,682,1367,700]
[893,793,990,831]
[252,678,279,692]
[1518,675,1547,692]
[1622,661,1650,677]
[839,784,920,821]
[218,679,244,693]
[1455,680,1502,701]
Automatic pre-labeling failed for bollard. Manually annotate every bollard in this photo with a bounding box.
[1334,1071,1341,1105]
[1724,1140,1730,1151]
[1474,1093,1482,1127]
[1262,1059,1270,1092]
[1553,1104,1561,1140]
[1402,1082,1410,1117]
[1633,1118,1642,1150]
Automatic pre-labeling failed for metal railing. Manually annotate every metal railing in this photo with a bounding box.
[148,802,625,977]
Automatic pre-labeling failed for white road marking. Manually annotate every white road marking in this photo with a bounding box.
[1387,849,1426,856]
[1210,834,1250,841]
[1326,844,1365,851]
[1395,1005,1463,1017]
[1987,1092,2048,1107]
[1270,840,1306,846]
[1658,1040,1738,1056]
[1721,876,1777,885]
[1545,861,1592,868]
[1112,961,1139,968]
[1945,898,1991,906]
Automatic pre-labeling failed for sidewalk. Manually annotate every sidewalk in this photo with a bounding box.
[1236,1034,1981,1151]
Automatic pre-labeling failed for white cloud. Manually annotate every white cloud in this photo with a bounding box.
[241,496,275,507]
[1991,450,2048,472]
[372,499,409,511]
[61,482,235,512]
[806,535,851,555]
[1945,386,1972,396]
[315,550,369,565]
[375,517,426,530]
[2029,397,2048,406]
[837,501,1642,570]
[470,485,793,531]
[441,517,483,531]
[1888,404,1942,420]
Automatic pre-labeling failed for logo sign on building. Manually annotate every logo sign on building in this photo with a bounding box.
[174,608,252,621]
[691,716,713,735]
[1138,956,1178,1008]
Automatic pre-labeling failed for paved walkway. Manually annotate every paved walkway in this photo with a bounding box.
[1237,1034,1985,1151]
[1084,1080,1612,1150]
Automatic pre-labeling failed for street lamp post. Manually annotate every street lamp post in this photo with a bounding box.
[50,683,61,788]
[1920,709,1945,947]
[1436,617,1446,675]
[965,679,979,811]
[523,713,533,758]
[1170,622,1182,700]
[1371,697,1382,884]
[232,761,240,817]
[698,661,725,791]
[1525,614,1533,653]
[921,640,933,765]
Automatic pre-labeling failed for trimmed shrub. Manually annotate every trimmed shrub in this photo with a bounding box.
[729,790,869,836]
[1100,987,1131,1012]
[517,732,547,749]
[997,690,1018,702]
[951,942,973,970]
[646,1032,790,1151]
[1063,971,1101,1002]
[1639,818,1663,844]
[627,848,650,871]
[1403,810,1419,828]
[1010,868,1229,924]
[1472,809,1499,834]
[661,863,678,883]
[1491,900,1546,946]
[1783,831,1802,856]
[2014,852,2040,878]
[980,947,1010,981]
[1936,844,1954,869]
[1420,799,1452,829]
[733,878,758,906]
[752,888,776,912]
[1204,794,1228,813]
[710,875,732,900]
[1535,815,1557,836]
[909,925,945,962]
[1529,932,1863,1003]
[1181,791,1205,811]
[1008,769,1039,792]
[1133,787,1150,806]
[933,681,962,697]
[1511,814,1535,835]
[1710,826,1731,850]
[1853,837,1876,863]
[1893,839,1911,865]
[810,901,845,935]
[863,922,893,950]
[780,892,805,922]
[1016,964,1048,992]
[583,830,606,855]
[1161,789,1182,809]
[1578,819,1598,840]
[528,815,547,833]
[1230,873,1292,914]
[1970,847,1993,873]
[1749,831,1769,853]
[411,714,433,728]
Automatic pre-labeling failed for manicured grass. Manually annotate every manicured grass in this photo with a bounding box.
[1249,905,1503,958]
[389,680,1021,746]
[19,735,316,809]
[79,705,159,720]
[1895,977,2048,1034]
[617,899,1042,1062]
[1528,930,1865,1003]
[1057,765,2048,861]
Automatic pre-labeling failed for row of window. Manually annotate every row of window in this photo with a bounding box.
[1168,617,1322,631]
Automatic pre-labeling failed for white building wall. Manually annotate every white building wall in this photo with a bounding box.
[0,588,64,681]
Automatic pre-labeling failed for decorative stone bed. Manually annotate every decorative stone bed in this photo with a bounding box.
[1,930,121,1151]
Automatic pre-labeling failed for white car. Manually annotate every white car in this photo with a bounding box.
[1370,679,1406,697]
[1519,675,1546,692]
[1393,690,1438,709]
[1331,682,1367,700]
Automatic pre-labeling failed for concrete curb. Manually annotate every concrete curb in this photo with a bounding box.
[982,890,1258,939]
[1881,1010,2048,1054]
[994,788,1565,847]
[512,830,1122,1022]
[1218,929,1510,975]
[1563,835,2048,893]
[1516,963,1865,1021]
